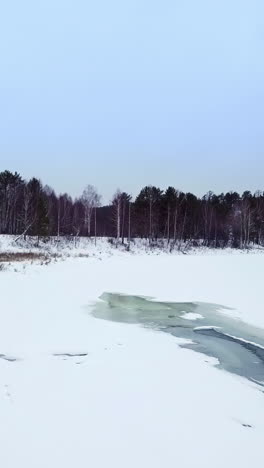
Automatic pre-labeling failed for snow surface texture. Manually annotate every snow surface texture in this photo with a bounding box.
[180,312,204,320]
[0,236,264,467]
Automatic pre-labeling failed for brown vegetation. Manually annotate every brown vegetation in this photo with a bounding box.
[0,252,50,263]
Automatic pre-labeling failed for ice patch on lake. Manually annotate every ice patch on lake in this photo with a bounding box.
[92,293,264,385]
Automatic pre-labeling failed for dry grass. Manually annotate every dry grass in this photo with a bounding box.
[0,252,48,263]
[73,253,90,258]
[0,251,87,266]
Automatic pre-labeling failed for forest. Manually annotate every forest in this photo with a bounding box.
[0,170,264,248]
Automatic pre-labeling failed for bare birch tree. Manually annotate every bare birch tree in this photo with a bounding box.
[112,189,122,242]
[81,185,100,238]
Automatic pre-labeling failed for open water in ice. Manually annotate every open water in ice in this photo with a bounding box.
[92,292,264,386]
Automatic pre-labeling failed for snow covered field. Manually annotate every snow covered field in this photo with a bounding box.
[0,237,264,467]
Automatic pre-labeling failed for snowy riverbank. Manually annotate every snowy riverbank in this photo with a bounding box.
[1,234,264,260]
[0,247,264,467]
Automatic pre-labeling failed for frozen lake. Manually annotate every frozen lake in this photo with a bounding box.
[1,249,264,468]
[92,292,264,386]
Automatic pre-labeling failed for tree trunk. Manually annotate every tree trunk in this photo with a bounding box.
[117,200,120,241]
[149,200,152,243]
[167,205,170,244]
[94,207,97,246]
[121,199,126,244]
[128,201,131,249]
[57,200,60,240]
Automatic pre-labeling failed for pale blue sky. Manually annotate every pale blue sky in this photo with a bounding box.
[0,0,263,201]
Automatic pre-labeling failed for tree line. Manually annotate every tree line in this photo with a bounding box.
[0,170,264,248]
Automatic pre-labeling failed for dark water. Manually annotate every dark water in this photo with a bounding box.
[91,292,264,386]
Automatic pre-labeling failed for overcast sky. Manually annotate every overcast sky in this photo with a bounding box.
[0,0,263,202]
